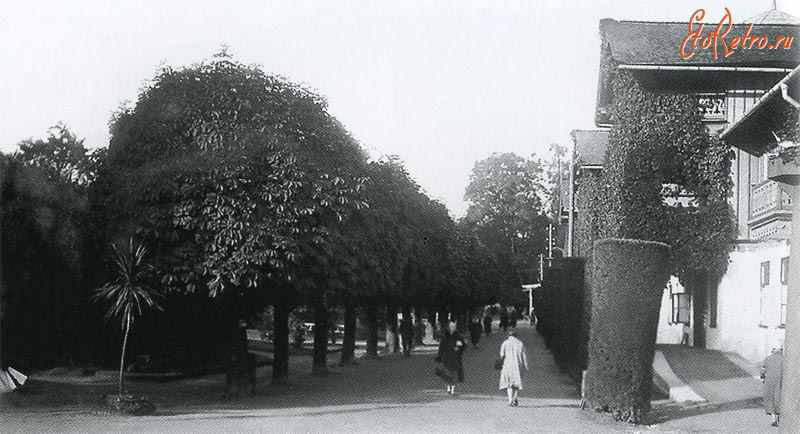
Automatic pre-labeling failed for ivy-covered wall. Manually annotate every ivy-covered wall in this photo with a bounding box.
[576,51,736,286]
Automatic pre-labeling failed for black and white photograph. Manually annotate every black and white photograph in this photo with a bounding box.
[1,1,799,432]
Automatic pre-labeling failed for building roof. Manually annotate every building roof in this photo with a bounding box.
[746,8,800,25]
[600,18,800,68]
[720,64,800,156]
[571,130,610,169]
[596,15,800,124]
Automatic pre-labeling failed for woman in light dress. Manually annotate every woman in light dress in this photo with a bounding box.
[499,330,528,406]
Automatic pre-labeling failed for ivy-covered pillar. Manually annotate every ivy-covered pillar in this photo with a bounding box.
[584,238,671,424]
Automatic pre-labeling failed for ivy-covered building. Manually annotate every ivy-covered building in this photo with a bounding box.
[571,7,800,364]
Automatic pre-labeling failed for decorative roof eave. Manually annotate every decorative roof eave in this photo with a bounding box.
[619,65,793,93]
[720,65,800,156]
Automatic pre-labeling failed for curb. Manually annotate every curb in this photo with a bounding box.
[652,350,706,404]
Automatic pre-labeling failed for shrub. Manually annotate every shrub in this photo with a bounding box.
[584,238,670,424]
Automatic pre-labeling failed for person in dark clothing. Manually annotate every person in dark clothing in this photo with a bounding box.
[435,322,466,395]
[499,309,509,332]
[400,317,414,357]
[469,317,482,348]
[509,309,519,328]
[414,319,426,345]
[226,319,256,395]
[483,314,492,334]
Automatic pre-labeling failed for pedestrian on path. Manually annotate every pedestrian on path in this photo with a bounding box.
[469,317,482,349]
[499,330,528,407]
[761,344,784,427]
[483,313,492,334]
[400,317,414,357]
[499,309,509,332]
[435,321,466,395]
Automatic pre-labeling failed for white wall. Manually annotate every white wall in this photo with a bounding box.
[706,240,788,363]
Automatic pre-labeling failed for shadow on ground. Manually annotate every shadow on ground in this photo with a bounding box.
[644,397,763,425]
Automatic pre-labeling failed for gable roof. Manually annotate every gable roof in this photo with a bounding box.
[600,18,800,68]
[571,130,610,169]
[595,16,800,124]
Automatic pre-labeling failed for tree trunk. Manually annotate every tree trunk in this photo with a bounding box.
[339,302,357,365]
[118,314,131,396]
[312,302,329,376]
[271,302,290,384]
[365,303,379,358]
[385,304,398,353]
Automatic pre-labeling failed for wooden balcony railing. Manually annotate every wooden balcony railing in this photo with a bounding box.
[750,179,792,220]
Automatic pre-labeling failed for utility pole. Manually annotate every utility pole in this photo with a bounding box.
[538,254,544,282]
[567,145,575,257]
[547,223,554,267]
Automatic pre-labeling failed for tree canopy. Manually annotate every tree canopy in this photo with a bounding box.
[463,152,551,300]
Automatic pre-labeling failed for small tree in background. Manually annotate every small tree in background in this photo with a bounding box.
[93,239,162,400]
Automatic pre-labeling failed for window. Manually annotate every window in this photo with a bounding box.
[781,257,789,285]
[760,261,770,327]
[781,257,789,326]
[671,294,691,324]
[668,279,690,325]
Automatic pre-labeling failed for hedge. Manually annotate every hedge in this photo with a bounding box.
[557,257,587,378]
[536,266,561,348]
[532,259,587,380]
[584,238,671,424]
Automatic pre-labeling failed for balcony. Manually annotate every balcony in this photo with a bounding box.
[748,179,793,240]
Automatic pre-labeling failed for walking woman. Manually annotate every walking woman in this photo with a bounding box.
[499,330,528,406]
[761,342,784,427]
[436,321,466,395]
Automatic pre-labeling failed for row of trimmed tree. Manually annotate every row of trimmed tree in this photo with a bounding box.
[1,52,535,383]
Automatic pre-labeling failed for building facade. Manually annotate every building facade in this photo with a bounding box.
[569,8,800,363]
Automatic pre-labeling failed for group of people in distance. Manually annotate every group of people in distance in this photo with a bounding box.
[435,319,528,407]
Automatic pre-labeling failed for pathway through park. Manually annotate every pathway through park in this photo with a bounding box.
[2,324,776,433]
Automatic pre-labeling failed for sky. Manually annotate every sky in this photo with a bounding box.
[2,1,799,217]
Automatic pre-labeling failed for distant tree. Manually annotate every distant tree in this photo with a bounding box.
[1,125,102,369]
[15,123,103,187]
[463,153,550,300]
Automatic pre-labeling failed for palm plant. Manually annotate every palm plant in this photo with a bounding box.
[93,238,162,396]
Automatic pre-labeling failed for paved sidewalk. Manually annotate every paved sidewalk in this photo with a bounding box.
[1,325,780,433]
[645,344,774,433]
[658,344,762,404]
